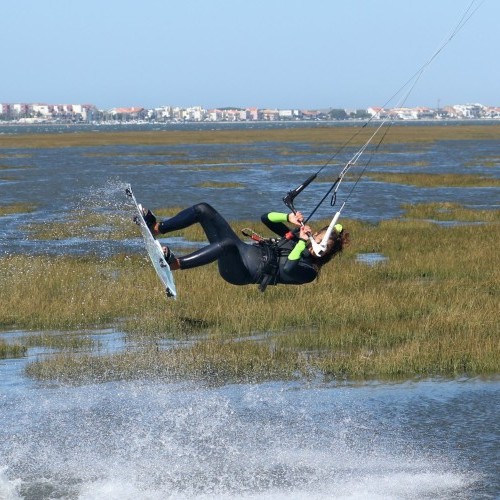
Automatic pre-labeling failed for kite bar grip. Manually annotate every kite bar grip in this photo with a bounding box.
[310,210,341,256]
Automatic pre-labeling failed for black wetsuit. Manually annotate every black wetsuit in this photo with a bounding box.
[158,203,317,287]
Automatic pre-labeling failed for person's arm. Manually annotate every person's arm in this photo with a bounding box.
[281,224,317,283]
[287,224,311,261]
[282,241,317,283]
[261,211,304,237]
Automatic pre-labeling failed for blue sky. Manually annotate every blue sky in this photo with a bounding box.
[2,0,496,110]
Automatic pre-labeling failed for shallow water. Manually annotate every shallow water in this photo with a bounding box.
[1,330,499,499]
[1,366,498,499]
[1,123,499,256]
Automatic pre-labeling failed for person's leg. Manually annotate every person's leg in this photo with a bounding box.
[177,241,225,269]
[158,203,238,243]
[176,237,260,285]
[159,203,261,284]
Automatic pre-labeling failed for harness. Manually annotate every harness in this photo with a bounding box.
[256,240,281,292]
[241,228,282,292]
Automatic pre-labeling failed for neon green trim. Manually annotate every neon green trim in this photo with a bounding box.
[267,212,288,223]
[288,240,307,260]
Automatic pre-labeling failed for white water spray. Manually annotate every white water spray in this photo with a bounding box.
[0,379,476,499]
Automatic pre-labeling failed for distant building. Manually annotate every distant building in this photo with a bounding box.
[0,101,497,123]
[261,109,279,121]
[207,109,223,121]
[278,109,293,119]
[0,103,11,116]
[483,106,500,118]
[390,107,419,120]
[109,107,145,120]
[246,107,259,120]
[367,107,384,118]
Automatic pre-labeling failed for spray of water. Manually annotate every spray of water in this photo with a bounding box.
[0,379,473,499]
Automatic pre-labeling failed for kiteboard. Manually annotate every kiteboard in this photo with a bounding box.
[125,185,177,298]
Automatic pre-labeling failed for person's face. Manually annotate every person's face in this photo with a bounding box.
[312,229,323,243]
[308,229,324,257]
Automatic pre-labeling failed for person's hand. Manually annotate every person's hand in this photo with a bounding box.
[299,224,312,241]
[288,211,304,226]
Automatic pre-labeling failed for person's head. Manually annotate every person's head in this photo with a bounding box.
[309,223,349,269]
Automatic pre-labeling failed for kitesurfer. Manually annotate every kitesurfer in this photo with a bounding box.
[142,203,348,291]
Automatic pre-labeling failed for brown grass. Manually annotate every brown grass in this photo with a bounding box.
[365,172,500,187]
[1,124,499,149]
[4,213,497,383]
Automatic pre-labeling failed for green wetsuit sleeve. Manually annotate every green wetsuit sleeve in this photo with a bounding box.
[267,212,289,223]
[288,239,307,260]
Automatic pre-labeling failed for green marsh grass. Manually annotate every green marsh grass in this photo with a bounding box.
[12,213,500,382]
[124,158,244,166]
[0,254,150,330]
[202,165,244,172]
[0,153,32,158]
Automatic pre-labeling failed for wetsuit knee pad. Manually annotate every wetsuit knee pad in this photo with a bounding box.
[193,202,217,218]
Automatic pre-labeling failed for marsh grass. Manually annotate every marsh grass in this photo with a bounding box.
[26,208,137,240]
[0,340,27,359]
[464,156,500,168]
[1,124,500,149]
[365,172,500,187]
[369,160,430,168]
[25,342,303,383]
[202,165,244,172]
[21,333,94,349]
[0,153,32,158]
[195,181,245,189]
[10,212,499,383]
[402,202,500,222]
[83,151,188,158]
[0,202,38,216]
[0,164,34,170]
[126,158,245,166]
[0,254,151,330]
